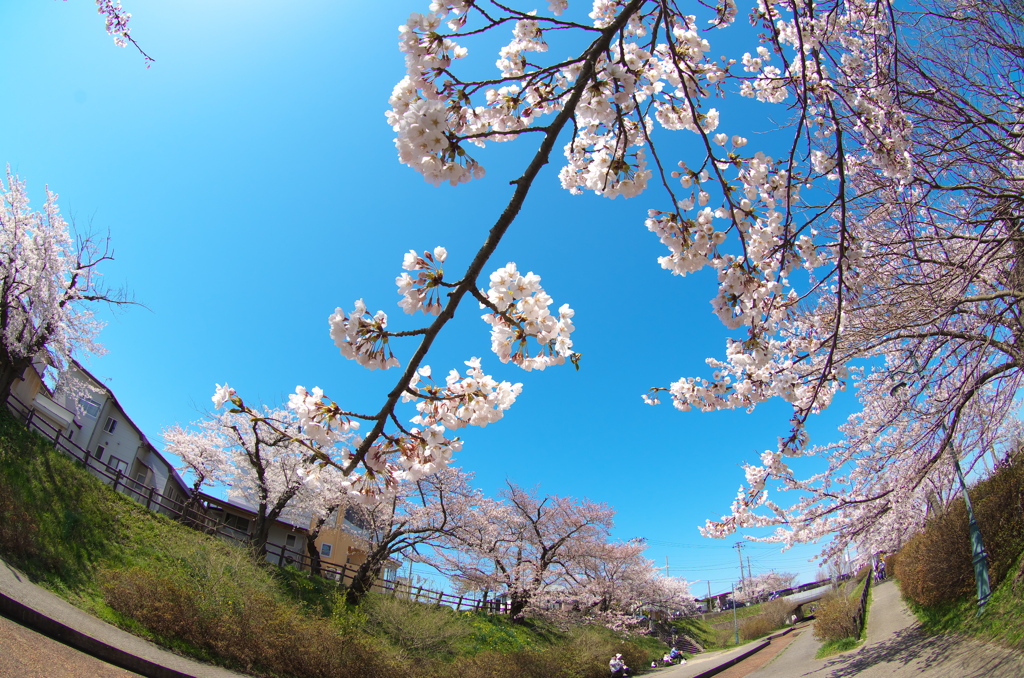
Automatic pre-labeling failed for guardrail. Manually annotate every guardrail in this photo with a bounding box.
[853,568,872,635]
[4,391,508,614]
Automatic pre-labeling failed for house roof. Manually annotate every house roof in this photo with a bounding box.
[66,359,191,497]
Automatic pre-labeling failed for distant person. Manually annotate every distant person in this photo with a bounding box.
[610,653,629,677]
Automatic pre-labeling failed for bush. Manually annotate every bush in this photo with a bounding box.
[739,615,777,641]
[812,591,859,642]
[894,454,1024,608]
[361,594,472,659]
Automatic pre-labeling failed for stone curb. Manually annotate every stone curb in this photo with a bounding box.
[683,626,796,678]
[0,589,195,678]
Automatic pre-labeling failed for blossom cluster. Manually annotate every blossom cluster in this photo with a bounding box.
[329,300,399,370]
[405,359,523,430]
[481,263,576,371]
[397,246,448,315]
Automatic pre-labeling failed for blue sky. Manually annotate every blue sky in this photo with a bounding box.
[2,0,863,593]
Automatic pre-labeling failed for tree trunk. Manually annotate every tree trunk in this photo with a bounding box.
[250,517,272,559]
[509,590,530,621]
[306,533,323,577]
[0,357,30,404]
[345,554,386,606]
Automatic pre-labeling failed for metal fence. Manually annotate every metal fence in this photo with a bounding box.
[4,392,508,614]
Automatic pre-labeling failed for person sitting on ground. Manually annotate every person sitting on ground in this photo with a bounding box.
[609,653,629,677]
[669,647,684,663]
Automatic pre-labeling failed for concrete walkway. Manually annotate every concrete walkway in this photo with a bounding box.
[746,580,1024,678]
[0,556,251,678]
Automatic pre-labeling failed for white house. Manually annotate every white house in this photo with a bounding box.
[53,360,190,515]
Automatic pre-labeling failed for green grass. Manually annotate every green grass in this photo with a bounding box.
[0,410,668,678]
[703,600,771,623]
[815,636,860,657]
[904,551,1024,650]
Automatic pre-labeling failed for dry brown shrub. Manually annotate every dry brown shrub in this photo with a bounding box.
[0,485,39,560]
[711,626,735,647]
[100,567,200,639]
[100,564,396,678]
[361,594,469,658]
[759,599,794,628]
[443,649,561,678]
[893,509,972,608]
[739,615,776,641]
[812,591,859,642]
[894,456,1024,608]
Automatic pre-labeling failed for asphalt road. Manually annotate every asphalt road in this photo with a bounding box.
[746,580,1024,678]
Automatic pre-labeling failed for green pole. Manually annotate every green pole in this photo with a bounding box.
[952,456,992,615]
[733,584,739,645]
[892,354,992,616]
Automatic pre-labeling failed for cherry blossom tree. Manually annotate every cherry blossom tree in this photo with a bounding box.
[298,465,351,577]
[195,0,1024,568]
[163,407,338,557]
[0,169,128,403]
[162,423,229,524]
[426,482,615,620]
[342,466,479,605]
[694,0,1024,560]
[737,570,795,603]
[564,539,696,628]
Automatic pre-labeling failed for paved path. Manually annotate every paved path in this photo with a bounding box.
[0,556,251,678]
[0,613,144,678]
[747,580,1024,678]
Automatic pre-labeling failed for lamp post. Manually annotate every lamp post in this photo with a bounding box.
[951,450,992,614]
[891,357,991,615]
[732,583,739,645]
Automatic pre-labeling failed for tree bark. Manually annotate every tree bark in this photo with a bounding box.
[0,357,30,403]
[345,552,387,606]
[306,533,323,577]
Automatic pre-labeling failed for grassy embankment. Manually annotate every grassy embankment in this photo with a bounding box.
[893,452,1024,651]
[0,409,675,678]
[700,597,801,648]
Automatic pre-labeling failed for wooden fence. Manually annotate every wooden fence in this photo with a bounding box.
[4,392,509,614]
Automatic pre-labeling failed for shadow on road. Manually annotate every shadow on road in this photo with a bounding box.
[812,625,1023,678]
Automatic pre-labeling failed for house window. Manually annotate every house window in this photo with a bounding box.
[110,457,128,474]
[223,513,251,534]
[344,506,369,530]
[286,534,297,548]
[134,470,149,486]
[320,543,333,558]
[78,398,100,419]
[95,445,105,461]
[103,417,117,433]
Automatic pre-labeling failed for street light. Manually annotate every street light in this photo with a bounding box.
[890,361,992,616]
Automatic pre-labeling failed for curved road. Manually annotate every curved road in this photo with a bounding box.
[746,580,1024,678]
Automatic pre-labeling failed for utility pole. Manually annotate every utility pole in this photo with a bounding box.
[734,542,745,601]
[707,581,712,611]
[747,556,752,584]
